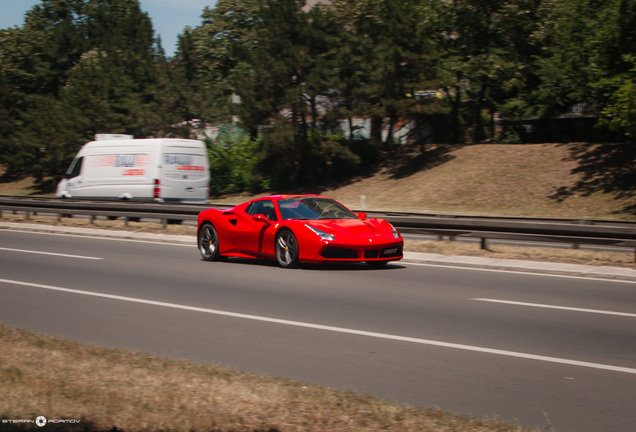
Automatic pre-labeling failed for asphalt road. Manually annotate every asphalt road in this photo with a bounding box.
[1,228,635,432]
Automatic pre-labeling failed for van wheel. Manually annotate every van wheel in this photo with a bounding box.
[198,222,222,261]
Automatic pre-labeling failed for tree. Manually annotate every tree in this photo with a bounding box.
[0,0,169,181]
[425,0,543,143]
[235,0,321,183]
[521,0,636,120]
[597,55,636,140]
[181,0,263,125]
[331,0,434,147]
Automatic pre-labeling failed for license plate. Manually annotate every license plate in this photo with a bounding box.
[383,248,398,255]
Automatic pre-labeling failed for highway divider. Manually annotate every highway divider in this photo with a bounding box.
[2,195,636,258]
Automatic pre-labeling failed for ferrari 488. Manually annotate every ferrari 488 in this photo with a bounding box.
[197,195,403,268]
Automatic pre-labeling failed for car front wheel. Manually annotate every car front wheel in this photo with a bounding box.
[198,222,221,261]
[275,229,300,268]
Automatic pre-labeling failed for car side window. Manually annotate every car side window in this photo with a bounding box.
[246,200,278,221]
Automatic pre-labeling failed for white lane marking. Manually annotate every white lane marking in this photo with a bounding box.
[473,298,636,318]
[0,247,102,260]
[402,261,636,284]
[5,229,636,283]
[2,278,636,375]
[1,228,192,247]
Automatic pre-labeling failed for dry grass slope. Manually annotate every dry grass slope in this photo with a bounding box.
[0,325,537,432]
[314,143,636,220]
[2,142,635,220]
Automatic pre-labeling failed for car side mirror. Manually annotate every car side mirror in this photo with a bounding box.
[358,212,367,221]
[252,214,270,223]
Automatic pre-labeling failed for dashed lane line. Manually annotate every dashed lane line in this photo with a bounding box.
[1,277,636,375]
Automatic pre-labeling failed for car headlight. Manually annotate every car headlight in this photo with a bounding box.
[305,224,335,241]
[390,223,400,239]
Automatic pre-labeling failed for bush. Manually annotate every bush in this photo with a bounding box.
[205,134,264,196]
[206,124,369,195]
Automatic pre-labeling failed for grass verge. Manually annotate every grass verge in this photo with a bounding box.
[0,325,536,432]
[404,240,636,269]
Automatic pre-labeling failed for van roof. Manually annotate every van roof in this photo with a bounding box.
[83,138,204,149]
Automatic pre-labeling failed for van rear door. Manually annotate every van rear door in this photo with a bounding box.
[160,141,209,203]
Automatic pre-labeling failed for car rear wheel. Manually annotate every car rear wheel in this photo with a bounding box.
[198,222,221,261]
[276,229,299,268]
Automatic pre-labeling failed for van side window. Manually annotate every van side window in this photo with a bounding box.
[66,157,83,179]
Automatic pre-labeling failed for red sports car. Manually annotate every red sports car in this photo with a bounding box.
[197,195,403,268]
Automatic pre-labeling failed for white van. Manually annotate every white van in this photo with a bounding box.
[56,138,210,204]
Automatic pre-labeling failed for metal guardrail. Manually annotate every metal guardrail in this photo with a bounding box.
[0,196,212,228]
[1,195,636,254]
[365,211,636,250]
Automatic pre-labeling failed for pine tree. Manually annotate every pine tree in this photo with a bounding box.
[0,0,168,180]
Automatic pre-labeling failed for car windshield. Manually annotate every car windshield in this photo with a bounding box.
[278,197,357,221]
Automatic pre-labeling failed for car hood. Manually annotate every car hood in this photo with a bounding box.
[304,218,395,239]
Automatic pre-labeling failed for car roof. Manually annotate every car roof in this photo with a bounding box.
[252,194,325,202]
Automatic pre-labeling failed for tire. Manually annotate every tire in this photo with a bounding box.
[275,229,300,268]
[198,222,221,261]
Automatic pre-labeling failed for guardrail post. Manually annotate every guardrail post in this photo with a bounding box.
[89,215,95,224]
[25,211,30,221]
[57,212,62,222]
[162,219,168,229]
[480,237,491,251]
[123,217,129,227]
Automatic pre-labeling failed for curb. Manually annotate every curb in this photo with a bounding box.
[402,251,636,282]
[0,221,193,245]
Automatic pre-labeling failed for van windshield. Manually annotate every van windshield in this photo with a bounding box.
[66,157,83,179]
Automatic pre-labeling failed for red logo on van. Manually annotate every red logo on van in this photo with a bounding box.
[123,169,146,176]
[177,165,205,171]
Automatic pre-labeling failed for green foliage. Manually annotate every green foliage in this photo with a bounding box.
[330,0,435,146]
[256,123,362,191]
[206,134,264,196]
[258,123,302,189]
[311,132,362,182]
[597,55,636,139]
[518,0,636,122]
[0,0,171,178]
[2,0,636,192]
[426,0,544,142]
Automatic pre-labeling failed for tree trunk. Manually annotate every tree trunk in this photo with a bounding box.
[371,116,383,147]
